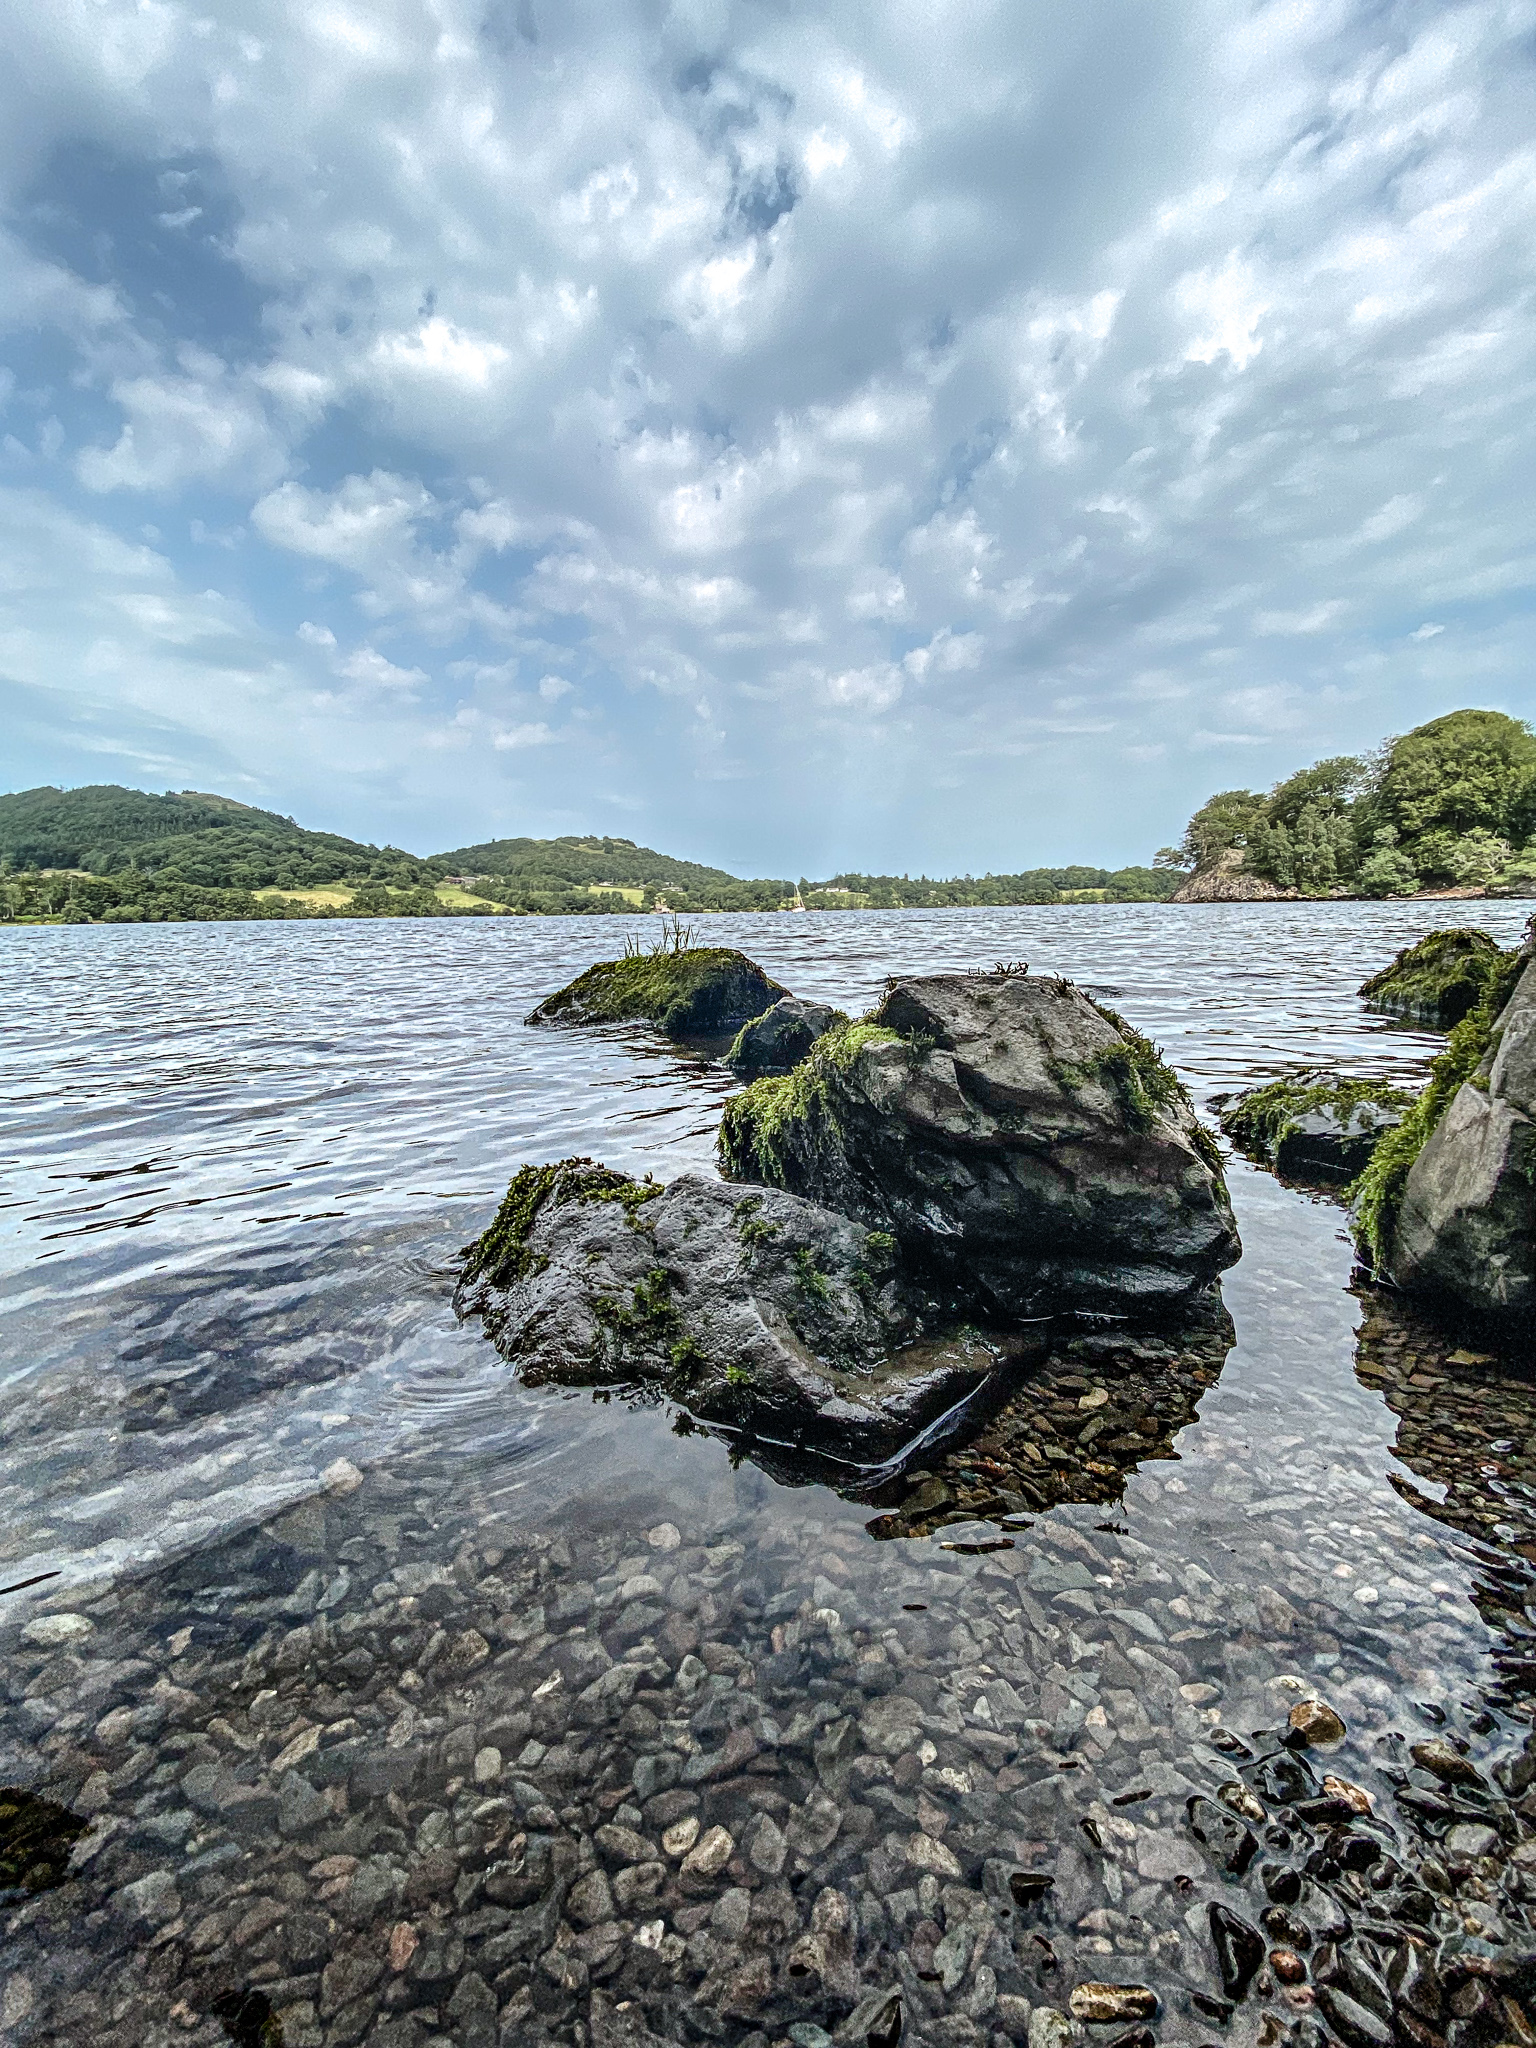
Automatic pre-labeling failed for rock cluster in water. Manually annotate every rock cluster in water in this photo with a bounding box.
[470,969,1240,1456]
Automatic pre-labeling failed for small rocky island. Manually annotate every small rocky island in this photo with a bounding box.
[462,964,1240,1471]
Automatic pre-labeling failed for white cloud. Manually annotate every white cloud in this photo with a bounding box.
[4,0,1536,868]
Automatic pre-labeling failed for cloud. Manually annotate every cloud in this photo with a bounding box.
[2,0,1534,869]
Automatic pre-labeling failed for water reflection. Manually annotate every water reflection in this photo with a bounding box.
[1355,1290,1536,1713]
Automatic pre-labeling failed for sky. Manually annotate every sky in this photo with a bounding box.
[0,0,1533,875]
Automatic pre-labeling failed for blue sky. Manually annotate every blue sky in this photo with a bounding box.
[1,0,1533,873]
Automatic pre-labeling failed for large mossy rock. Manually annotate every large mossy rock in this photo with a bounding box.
[1385,951,1536,1328]
[1217,1069,1413,1183]
[526,946,787,1040]
[717,971,1240,1318]
[453,1159,1016,1462]
[1359,927,1505,1029]
[725,996,843,1078]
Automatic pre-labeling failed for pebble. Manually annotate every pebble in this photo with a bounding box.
[1287,1696,1347,1745]
[1069,1983,1157,2022]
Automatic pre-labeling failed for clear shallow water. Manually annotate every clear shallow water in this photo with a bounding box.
[3,902,1536,2048]
[1,902,1528,1591]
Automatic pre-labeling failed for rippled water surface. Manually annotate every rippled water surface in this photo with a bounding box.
[3,903,1535,2048]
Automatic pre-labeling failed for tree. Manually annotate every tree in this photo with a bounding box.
[1375,710,1536,847]
[1178,790,1267,870]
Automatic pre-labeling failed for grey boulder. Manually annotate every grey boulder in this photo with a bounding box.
[725,996,843,1077]
[454,1161,1013,1463]
[718,971,1239,1318]
[1390,954,1536,1326]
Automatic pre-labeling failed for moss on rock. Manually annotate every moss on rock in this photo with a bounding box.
[1359,927,1506,1029]
[717,1019,902,1184]
[1352,946,1527,1269]
[1219,1070,1414,1175]
[459,1157,659,1292]
[526,944,787,1039]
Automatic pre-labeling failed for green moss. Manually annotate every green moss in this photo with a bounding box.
[718,1019,902,1184]
[1359,927,1505,1028]
[1219,1070,1415,1164]
[528,944,785,1037]
[460,1157,659,1290]
[1352,948,1528,1269]
[792,1245,831,1302]
[733,1194,782,1258]
[1057,1000,1188,1133]
[591,1266,679,1361]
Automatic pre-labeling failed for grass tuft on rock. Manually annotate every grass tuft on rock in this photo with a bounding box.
[1219,1070,1415,1164]
[1352,947,1528,1270]
[717,1019,901,1184]
[460,1157,659,1291]
[527,942,786,1039]
[1359,927,1505,1030]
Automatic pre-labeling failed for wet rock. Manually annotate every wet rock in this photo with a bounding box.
[1068,1984,1157,2023]
[1387,944,1536,1327]
[1411,1739,1484,1788]
[1187,1795,1258,1875]
[527,944,788,1039]
[727,997,844,1077]
[1216,1070,1411,1183]
[115,1869,181,1928]
[1027,2007,1072,2048]
[455,1161,1004,1462]
[1316,1983,1394,2048]
[719,971,1240,1317]
[1209,1903,1266,2001]
[1287,1697,1347,1747]
[1360,928,1506,1031]
[681,1824,735,1879]
[0,1788,90,1891]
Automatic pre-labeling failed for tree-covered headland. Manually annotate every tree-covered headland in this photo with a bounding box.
[1160,710,1536,899]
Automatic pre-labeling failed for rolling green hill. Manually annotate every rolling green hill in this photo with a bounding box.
[0,784,438,890]
[434,834,792,913]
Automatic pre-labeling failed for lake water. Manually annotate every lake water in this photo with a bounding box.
[3,902,1535,2048]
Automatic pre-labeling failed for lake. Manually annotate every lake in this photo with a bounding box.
[2,900,1533,2048]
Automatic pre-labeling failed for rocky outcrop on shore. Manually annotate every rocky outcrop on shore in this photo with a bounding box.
[1387,946,1536,1328]
[726,997,843,1078]
[719,972,1240,1319]
[527,947,786,1041]
[453,1159,1023,1465]
[1171,851,1297,904]
[1215,1070,1412,1184]
[1359,927,1507,1030]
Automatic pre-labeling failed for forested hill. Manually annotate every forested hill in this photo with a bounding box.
[434,834,791,912]
[0,784,438,889]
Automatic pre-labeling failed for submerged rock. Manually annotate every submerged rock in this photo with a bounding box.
[1216,1069,1412,1183]
[725,996,844,1077]
[718,970,1239,1318]
[454,1158,1019,1462]
[526,945,786,1040]
[1386,945,1536,1327]
[1359,926,1506,1030]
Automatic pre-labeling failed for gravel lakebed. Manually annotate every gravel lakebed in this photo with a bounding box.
[4,1263,1536,2048]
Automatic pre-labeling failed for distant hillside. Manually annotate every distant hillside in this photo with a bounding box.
[0,784,438,889]
[1,779,1181,925]
[433,833,792,913]
[808,865,1180,908]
